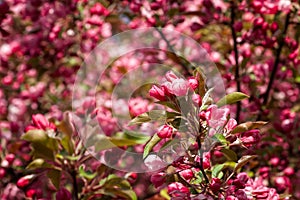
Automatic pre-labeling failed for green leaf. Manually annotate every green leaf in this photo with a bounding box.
[212,134,228,145]
[61,136,75,155]
[26,159,54,170]
[22,130,58,151]
[22,130,59,161]
[79,165,97,180]
[220,149,238,162]
[155,101,179,112]
[47,169,61,189]
[123,131,150,144]
[128,113,151,126]
[231,121,267,134]
[104,188,137,200]
[234,155,257,172]
[212,164,225,178]
[160,188,171,200]
[143,134,161,159]
[216,92,249,107]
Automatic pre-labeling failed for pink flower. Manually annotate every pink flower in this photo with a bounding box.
[162,71,189,96]
[167,182,190,196]
[168,78,189,96]
[157,125,173,139]
[206,105,230,129]
[149,85,166,101]
[225,118,237,133]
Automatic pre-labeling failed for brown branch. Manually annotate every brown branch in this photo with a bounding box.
[230,1,241,124]
[257,12,291,120]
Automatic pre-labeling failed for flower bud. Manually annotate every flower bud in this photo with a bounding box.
[56,188,72,200]
[149,85,166,101]
[17,175,34,188]
[209,178,221,193]
[188,77,198,90]
[150,172,166,188]
[157,125,173,139]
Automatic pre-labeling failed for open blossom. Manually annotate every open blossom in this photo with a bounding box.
[205,105,230,130]
[162,71,189,96]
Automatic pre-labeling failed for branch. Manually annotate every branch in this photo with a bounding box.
[196,136,209,184]
[257,12,291,120]
[154,27,192,76]
[71,170,79,200]
[230,1,241,124]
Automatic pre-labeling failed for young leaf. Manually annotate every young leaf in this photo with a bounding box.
[128,113,151,126]
[231,121,267,134]
[79,165,97,180]
[212,134,228,145]
[26,159,54,170]
[234,155,257,172]
[143,134,161,159]
[216,92,249,107]
[212,163,225,178]
[220,149,238,162]
[47,169,61,189]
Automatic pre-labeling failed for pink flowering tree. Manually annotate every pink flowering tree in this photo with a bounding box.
[0,0,299,199]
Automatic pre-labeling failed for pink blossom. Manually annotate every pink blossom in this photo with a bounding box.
[206,105,230,129]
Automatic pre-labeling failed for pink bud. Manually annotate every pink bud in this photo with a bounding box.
[32,114,49,130]
[26,189,36,198]
[210,178,221,193]
[56,188,72,200]
[188,77,198,90]
[150,172,166,188]
[5,154,15,164]
[157,125,173,139]
[167,182,189,195]
[192,94,202,106]
[17,175,34,188]
[149,85,166,101]
[0,168,6,178]
[179,169,194,180]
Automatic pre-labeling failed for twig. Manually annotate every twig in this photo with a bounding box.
[71,170,79,200]
[257,12,291,120]
[196,136,209,184]
[154,27,192,76]
[230,1,241,124]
